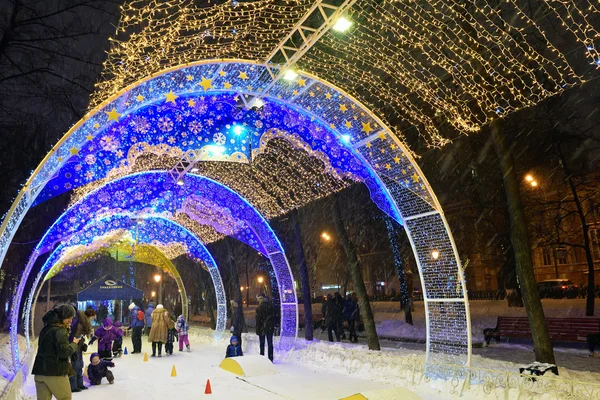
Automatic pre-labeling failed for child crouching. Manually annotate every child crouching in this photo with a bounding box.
[87,353,115,385]
[225,336,243,358]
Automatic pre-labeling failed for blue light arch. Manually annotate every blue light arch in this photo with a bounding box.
[23,215,228,350]
[2,60,471,374]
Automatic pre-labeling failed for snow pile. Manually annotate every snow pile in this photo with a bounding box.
[0,333,28,396]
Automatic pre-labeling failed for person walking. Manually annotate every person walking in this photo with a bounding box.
[343,294,359,343]
[96,304,108,326]
[145,301,155,336]
[91,318,122,360]
[148,304,169,357]
[176,315,190,352]
[334,292,346,340]
[32,304,81,400]
[323,294,341,342]
[128,302,145,353]
[68,307,95,392]
[255,294,275,362]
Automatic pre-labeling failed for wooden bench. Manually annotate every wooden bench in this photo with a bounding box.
[298,313,324,331]
[484,316,600,345]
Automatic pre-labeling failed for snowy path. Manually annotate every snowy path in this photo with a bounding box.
[21,336,435,400]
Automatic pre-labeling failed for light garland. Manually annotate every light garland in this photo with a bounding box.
[91,0,599,146]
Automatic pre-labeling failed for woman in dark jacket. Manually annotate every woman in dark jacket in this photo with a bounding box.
[32,304,80,400]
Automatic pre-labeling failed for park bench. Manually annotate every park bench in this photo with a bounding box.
[298,312,324,331]
[484,316,600,345]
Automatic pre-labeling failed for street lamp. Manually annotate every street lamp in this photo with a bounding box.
[151,291,156,298]
[257,276,264,284]
[525,174,538,187]
[154,274,163,304]
[321,232,331,241]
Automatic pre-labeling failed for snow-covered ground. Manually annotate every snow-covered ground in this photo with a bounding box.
[16,328,439,400]
[0,333,27,395]
[5,299,600,399]
[7,325,600,399]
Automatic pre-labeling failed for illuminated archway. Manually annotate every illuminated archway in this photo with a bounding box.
[10,171,296,370]
[23,215,228,349]
[2,60,470,373]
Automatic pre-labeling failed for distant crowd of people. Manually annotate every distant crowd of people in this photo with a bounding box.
[321,292,359,343]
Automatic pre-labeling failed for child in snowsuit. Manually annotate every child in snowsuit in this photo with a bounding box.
[87,353,115,385]
[165,319,178,355]
[225,335,243,358]
[91,317,122,360]
[176,314,190,352]
[112,321,124,357]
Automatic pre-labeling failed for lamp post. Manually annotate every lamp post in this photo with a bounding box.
[154,273,162,304]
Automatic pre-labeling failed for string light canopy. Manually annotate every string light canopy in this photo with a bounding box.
[93,0,600,147]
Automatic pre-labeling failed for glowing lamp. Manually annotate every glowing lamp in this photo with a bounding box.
[176,179,184,186]
[233,125,244,135]
[151,291,156,297]
[431,250,440,260]
[531,181,538,187]
[283,69,298,81]
[525,175,534,182]
[341,135,351,143]
[332,17,353,32]
[257,276,264,284]
[154,274,161,283]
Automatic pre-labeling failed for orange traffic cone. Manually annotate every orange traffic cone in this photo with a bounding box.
[205,379,212,394]
[143,352,148,362]
[171,365,177,377]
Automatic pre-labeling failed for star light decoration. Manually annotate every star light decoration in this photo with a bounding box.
[92,0,600,147]
[37,93,406,221]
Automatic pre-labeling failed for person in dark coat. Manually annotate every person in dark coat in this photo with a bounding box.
[225,335,243,358]
[87,353,115,385]
[128,302,145,353]
[32,304,81,400]
[68,307,95,392]
[255,294,275,362]
[145,302,155,336]
[112,321,124,357]
[334,292,346,340]
[322,294,341,342]
[96,304,108,326]
[165,318,178,355]
[343,294,359,343]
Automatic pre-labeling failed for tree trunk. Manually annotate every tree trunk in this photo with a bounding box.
[384,217,413,324]
[491,120,555,364]
[331,194,380,351]
[291,209,314,341]
[557,145,595,316]
[224,239,246,345]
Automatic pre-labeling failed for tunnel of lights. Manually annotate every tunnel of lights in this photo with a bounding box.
[1,60,470,374]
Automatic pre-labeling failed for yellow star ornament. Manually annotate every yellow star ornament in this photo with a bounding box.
[198,76,213,92]
[339,104,348,112]
[362,122,374,135]
[135,95,145,102]
[69,147,79,156]
[412,173,420,183]
[105,108,121,122]
[165,91,178,104]
[223,82,232,89]
[238,71,248,80]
